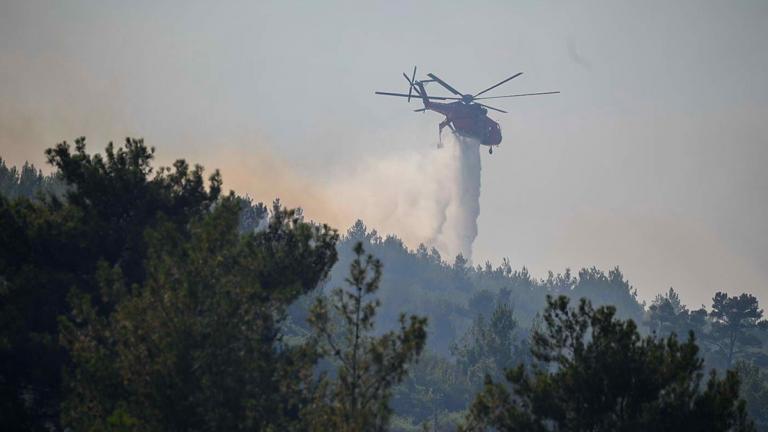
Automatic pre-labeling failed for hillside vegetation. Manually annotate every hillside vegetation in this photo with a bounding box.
[1,138,766,431]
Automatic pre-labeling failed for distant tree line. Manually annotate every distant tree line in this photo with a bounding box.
[0,157,65,199]
[337,223,768,431]
[1,139,766,431]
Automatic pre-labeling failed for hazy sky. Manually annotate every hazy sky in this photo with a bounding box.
[1,0,767,307]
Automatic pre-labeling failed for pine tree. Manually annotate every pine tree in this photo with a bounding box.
[308,243,427,432]
[60,200,338,431]
[710,292,766,368]
[462,295,754,432]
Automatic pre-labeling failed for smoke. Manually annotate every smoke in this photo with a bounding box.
[214,135,483,261]
[330,135,482,260]
[0,117,485,260]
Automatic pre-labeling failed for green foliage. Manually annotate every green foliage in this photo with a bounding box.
[308,243,427,432]
[710,292,766,368]
[390,409,467,432]
[462,295,754,432]
[331,222,473,355]
[329,222,647,357]
[0,157,65,200]
[0,138,227,429]
[735,361,768,430]
[647,287,708,341]
[2,141,766,430]
[571,266,644,323]
[45,137,223,286]
[452,303,529,385]
[60,199,338,431]
[391,352,473,429]
[388,302,528,430]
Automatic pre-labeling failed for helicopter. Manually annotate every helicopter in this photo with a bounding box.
[375,67,559,154]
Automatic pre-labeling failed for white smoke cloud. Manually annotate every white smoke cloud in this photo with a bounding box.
[207,134,483,261]
[328,135,482,260]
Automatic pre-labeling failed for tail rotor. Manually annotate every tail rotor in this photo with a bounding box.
[402,66,417,102]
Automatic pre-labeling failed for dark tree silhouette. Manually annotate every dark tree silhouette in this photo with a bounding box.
[0,138,223,429]
[462,295,754,432]
[60,200,338,431]
[710,292,766,368]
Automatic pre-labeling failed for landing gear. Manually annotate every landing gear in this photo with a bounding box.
[489,146,493,154]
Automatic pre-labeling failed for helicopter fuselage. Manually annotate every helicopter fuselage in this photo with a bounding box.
[424,100,502,146]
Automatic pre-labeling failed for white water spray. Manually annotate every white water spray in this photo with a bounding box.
[431,136,482,260]
[330,135,482,260]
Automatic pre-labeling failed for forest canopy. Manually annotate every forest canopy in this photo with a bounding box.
[1,138,766,431]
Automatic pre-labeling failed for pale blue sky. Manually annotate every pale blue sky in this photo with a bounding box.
[1,0,767,307]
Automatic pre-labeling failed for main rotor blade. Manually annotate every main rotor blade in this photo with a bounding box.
[478,103,507,114]
[375,91,460,101]
[426,73,462,95]
[476,91,560,100]
[473,72,523,98]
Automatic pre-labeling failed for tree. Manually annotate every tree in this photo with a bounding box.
[390,352,473,430]
[571,267,644,323]
[710,292,766,368]
[734,361,768,431]
[60,199,338,431]
[541,268,576,295]
[45,137,225,288]
[462,295,754,432]
[655,287,685,313]
[453,254,469,272]
[236,195,268,233]
[647,287,707,341]
[0,137,223,430]
[452,302,528,385]
[308,243,427,432]
[0,157,65,200]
